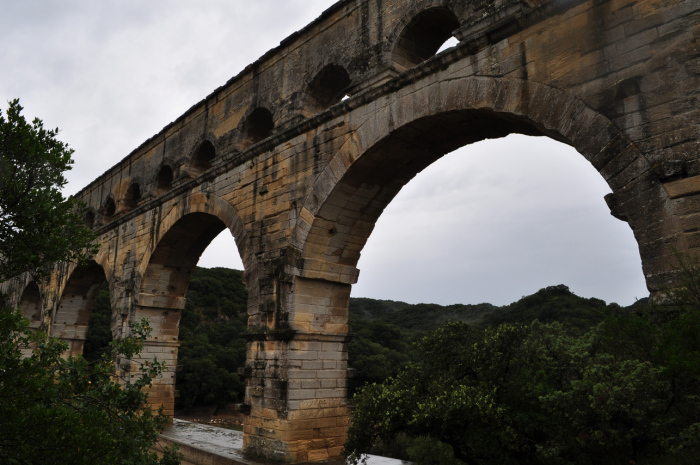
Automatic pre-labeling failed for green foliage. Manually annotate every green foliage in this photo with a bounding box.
[0,99,96,281]
[80,267,250,413]
[346,285,630,399]
[345,306,700,465]
[83,282,113,362]
[347,316,414,396]
[176,267,248,412]
[0,100,179,464]
[479,284,626,334]
[349,285,626,335]
[350,297,496,332]
[0,307,181,465]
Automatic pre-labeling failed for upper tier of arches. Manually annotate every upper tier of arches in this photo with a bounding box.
[75,0,503,227]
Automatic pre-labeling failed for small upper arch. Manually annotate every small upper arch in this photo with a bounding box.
[390,6,460,71]
[102,196,117,219]
[239,107,274,150]
[190,140,217,176]
[155,165,175,195]
[123,182,142,211]
[302,64,352,117]
[83,209,96,228]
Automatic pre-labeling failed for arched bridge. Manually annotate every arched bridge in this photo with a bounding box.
[3,0,699,461]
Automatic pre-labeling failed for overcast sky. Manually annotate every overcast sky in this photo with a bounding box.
[0,1,649,306]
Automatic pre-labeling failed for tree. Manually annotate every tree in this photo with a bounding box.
[0,100,180,464]
[175,267,247,413]
[0,311,181,465]
[345,315,700,465]
[0,98,95,281]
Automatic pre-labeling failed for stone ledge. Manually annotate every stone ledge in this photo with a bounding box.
[298,259,360,285]
[664,175,700,199]
[157,419,411,465]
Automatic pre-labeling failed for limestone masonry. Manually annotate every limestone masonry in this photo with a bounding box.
[3,0,699,462]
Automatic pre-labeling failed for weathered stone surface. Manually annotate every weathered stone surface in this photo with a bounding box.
[2,0,698,462]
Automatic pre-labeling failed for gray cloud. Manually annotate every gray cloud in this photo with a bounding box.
[0,1,648,307]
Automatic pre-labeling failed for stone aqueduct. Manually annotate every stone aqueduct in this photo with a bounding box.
[3,0,699,461]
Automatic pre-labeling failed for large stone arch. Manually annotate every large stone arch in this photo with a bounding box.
[250,74,673,463]
[294,76,668,291]
[51,260,107,358]
[240,75,672,463]
[14,280,43,358]
[126,191,254,416]
[18,281,42,328]
[136,192,256,283]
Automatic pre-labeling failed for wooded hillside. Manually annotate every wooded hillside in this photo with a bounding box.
[82,267,639,409]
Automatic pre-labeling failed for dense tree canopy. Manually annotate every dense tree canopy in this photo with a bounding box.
[0,99,95,281]
[84,268,643,410]
[345,286,700,464]
[0,312,181,465]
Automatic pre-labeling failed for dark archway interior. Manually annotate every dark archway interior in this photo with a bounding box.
[240,108,274,150]
[392,7,460,70]
[304,65,351,116]
[191,141,216,175]
[51,261,107,356]
[156,166,174,195]
[124,183,142,210]
[19,281,42,326]
[103,197,116,218]
[141,212,227,297]
[55,261,107,329]
[84,210,95,228]
[303,110,556,267]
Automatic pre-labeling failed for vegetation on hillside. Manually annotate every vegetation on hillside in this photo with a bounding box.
[83,283,113,362]
[345,282,700,465]
[176,267,247,412]
[84,269,640,409]
[350,284,628,334]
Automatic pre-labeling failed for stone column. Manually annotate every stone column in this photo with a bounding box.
[124,294,183,418]
[242,254,355,463]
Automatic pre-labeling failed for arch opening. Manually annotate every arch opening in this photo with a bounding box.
[52,261,107,357]
[301,109,646,306]
[356,134,647,306]
[82,281,113,362]
[142,212,227,298]
[103,197,116,218]
[123,183,142,210]
[136,211,249,417]
[240,108,274,150]
[17,281,42,357]
[19,281,42,328]
[191,140,216,176]
[303,65,352,117]
[84,210,95,228]
[436,36,459,54]
[156,165,174,195]
[392,7,460,71]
